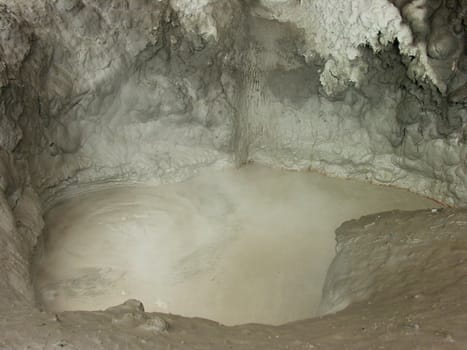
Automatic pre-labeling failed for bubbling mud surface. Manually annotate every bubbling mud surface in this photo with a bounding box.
[34,165,438,325]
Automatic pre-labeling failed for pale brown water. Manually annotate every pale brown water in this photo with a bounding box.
[35,165,438,325]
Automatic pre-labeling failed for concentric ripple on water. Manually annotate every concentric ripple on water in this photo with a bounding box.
[35,165,438,325]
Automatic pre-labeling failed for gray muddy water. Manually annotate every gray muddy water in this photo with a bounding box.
[35,165,438,325]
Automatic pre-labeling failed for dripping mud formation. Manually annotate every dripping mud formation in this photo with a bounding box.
[1,0,467,349]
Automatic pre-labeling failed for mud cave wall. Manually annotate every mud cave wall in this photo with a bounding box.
[0,0,466,314]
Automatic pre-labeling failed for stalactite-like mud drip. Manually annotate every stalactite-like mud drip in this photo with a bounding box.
[392,0,466,96]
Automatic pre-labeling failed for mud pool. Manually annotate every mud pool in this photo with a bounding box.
[34,165,438,325]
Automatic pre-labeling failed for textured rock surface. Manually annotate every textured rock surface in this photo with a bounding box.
[236,1,467,206]
[1,0,243,195]
[0,0,465,204]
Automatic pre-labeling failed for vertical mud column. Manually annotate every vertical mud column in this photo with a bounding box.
[234,15,298,166]
[234,44,267,166]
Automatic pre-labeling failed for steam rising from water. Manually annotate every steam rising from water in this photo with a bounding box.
[35,165,437,325]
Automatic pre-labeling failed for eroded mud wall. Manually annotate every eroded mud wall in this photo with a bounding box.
[238,0,467,206]
[1,0,465,204]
